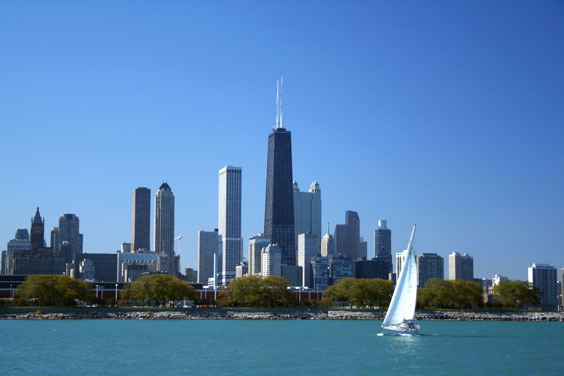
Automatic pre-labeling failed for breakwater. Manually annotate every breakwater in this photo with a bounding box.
[1,309,563,321]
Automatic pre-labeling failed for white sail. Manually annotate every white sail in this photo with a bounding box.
[382,225,417,327]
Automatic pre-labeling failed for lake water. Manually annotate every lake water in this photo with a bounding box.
[1,320,562,375]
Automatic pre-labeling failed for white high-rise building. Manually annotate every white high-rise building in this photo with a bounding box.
[293,181,322,249]
[248,234,270,276]
[449,252,474,281]
[320,224,335,258]
[297,233,318,288]
[218,166,242,286]
[261,244,281,277]
[154,183,175,275]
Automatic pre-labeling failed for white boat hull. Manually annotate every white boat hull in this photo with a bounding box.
[381,323,419,336]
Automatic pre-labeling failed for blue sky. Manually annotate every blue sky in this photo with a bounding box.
[1,1,562,280]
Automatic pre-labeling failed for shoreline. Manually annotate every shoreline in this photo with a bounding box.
[1,309,563,321]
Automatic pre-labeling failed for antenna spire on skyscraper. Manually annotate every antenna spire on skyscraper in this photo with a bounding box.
[275,79,280,129]
[275,76,284,129]
[279,76,284,129]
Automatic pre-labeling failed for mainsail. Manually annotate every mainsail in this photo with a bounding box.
[382,225,417,327]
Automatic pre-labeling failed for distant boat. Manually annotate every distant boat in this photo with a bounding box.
[381,225,419,336]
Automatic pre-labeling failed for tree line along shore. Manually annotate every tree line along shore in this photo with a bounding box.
[1,273,551,314]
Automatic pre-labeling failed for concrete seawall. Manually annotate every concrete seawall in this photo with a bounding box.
[1,309,563,321]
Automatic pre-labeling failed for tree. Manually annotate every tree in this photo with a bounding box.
[122,274,196,306]
[324,278,394,308]
[493,280,541,309]
[16,275,91,306]
[417,279,483,309]
[222,275,295,307]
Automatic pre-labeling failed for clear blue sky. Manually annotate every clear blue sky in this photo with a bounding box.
[1,1,562,281]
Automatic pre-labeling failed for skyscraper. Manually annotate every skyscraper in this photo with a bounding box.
[374,220,393,277]
[261,243,282,277]
[334,210,360,259]
[264,78,295,266]
[4,229,30,275]
[359,237,367,259]
[311,255,329,291]
[197,229,218,284]
[528,263,557,311]
[417,253,444,287]
[449,252,474,281]
[293,180,322,249]
[374,220,391,258]
[329,254,353,285]
[51,214,83,264]
[218,166,242,285]
[30,207,45,253]
[154,183,175,274]
[297,233,318,288]
[248,234,270,276]
[320,224,335,258]
[131,187,151,251]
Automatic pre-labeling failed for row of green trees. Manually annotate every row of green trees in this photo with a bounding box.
[11,274,542,310]
[221,275,295,307]
[492,280,541,308]
[16,275,91,306]
[14,274,196,307]
[122,274,196,306]
[417,279,484,309]
[325,278,394,307]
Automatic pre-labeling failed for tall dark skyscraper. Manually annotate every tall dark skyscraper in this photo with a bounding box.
[374,220,393,277]
[30,207,45,253]
[374,219,391,257]
[51,214,83,263]
[334,210,360,259]
[264,78,296,265]
[154,183,175,274]
[132,187,151,251]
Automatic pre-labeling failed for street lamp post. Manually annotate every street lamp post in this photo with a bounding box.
[115,283,118,306]
[10,284,13,300]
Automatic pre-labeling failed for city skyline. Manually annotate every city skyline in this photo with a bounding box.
[1,2,563,281]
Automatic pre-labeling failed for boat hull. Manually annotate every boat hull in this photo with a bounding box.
[381,324,419,336]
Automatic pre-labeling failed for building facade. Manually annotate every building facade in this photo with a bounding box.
[320,226,336,258]
[131,187,151,251]
[311,255,329,291]
[264,81,295,266]
[449,252,474,281]
[154,183,175,274]
[261,243,282,277]
[417,253,444,287]
[528,263,558,311]
[334,211,360,260]
[374,220,391,258]
[293,180,322,249]
[30,207,45,252]
[218,166,243,285]
[197,230,218,284]
[329,255,353,285]
[51,213,83,264]
[4,229,30,275]
[297,233,318,288]
[248,234,270,276]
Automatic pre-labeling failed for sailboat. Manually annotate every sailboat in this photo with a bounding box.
[381,224,419,336]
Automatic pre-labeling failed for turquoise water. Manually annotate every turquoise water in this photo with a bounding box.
[1,320,562,375]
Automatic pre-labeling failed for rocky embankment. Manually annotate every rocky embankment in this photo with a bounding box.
[1,309,563,321]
